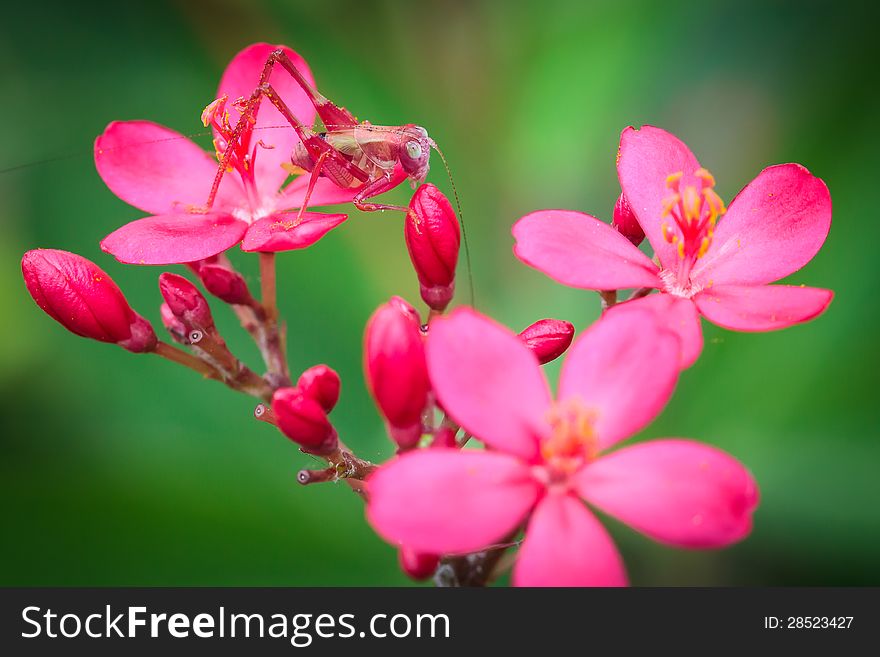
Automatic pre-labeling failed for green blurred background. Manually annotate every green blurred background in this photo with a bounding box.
[1,0,877,585]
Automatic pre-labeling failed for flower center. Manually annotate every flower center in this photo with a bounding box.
[201,96,274,219]
[539,400,598,484]
[660,168,726,286]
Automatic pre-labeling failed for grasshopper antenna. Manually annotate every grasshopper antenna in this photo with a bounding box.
[428,139,475,309]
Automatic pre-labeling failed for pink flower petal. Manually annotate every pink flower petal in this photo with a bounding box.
[278,174,360,209]
[94,121,244,215]
[101,213,247,265]
[217,43,317,200]
[512,210,662,290]
[427,308,553,461]
[240,212,347,252]
[558,305,680,450]
[577,439,759,548]
[617,126,704,271]
[692,164,832,286]
[694,284,833,331]
[607,293,703,368]
[366,449,541,554]
[513,492,627,587]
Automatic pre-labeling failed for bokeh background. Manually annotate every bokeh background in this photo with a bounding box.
[1,0,877,585]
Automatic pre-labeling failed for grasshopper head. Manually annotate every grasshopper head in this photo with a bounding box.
[399,125,431,184]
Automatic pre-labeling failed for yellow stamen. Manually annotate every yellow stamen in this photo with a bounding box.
[695,167,716,187]
[542,400,599,467]
[666,171,683,189]
[697,237,710,259]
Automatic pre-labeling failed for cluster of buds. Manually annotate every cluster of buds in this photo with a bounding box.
[270,365,341,456]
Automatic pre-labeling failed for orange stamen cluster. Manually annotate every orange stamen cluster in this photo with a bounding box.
[661,168,726,268]
[201,95,255,175]
[541,400,599,478]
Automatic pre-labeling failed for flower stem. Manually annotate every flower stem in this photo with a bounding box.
[154,341,224,380]
[260,252,278,322]
[257,252,290,386]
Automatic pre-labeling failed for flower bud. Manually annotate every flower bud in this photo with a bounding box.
[21,249,156,353]
[364,297,430,449]
[272,387,338,455]
[121,314,160,353]
[519,319,575,365]
[611,192,645,247]
[160,302,187,344]
[399,546,439,581]
[405,184,461,311]
[190,256,255,306]
[431,426,458,448]
[158,273,215,333]
[297,365,341,413]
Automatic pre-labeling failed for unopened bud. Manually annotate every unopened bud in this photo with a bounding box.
[160,303,187,344]
[406,184,460,311]
[22,249,156,353]
[399,546,440,581]
[190,256,255,306]
[272,387,338,455]
[158,273,215,333]
[431,426,458,448]
[364,297,430,449]
[611,193,645,247]
[297,365,341,413]
[519,319,575,365]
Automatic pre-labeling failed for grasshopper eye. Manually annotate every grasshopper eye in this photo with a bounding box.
[405,141,422,159]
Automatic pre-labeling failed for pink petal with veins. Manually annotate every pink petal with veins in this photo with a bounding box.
[241,212,347,252]
[95,120,243,215]
[367,449,541,554]
[577,439,759,548]
[513,492,627,587]
[694,284,833,331]
[101,213,247,265]
[513,210,662,290]
[617,125,703,271]
[427,309,552,461]
[559,306,680,450]
[692,164,831,287]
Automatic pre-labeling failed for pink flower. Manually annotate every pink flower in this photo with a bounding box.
[96,43,361,265]
[22,249,157,353]
[363,297,430,449]
[366,307,758,586]
[513,126,833,367]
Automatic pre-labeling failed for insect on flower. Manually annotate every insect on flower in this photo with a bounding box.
[200,44,459,220]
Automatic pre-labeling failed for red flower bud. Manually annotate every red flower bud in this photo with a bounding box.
[297,365,341,413]
[160,302,187,344]
[21,249,156,353]
[364,297,430,449]
[272,387,338,455]
[519,318,575,365]
[398,546,439,581]
[406,184,461,311]
[190,256,255,306]
[158,273,215,333]
[611,192,645,247]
